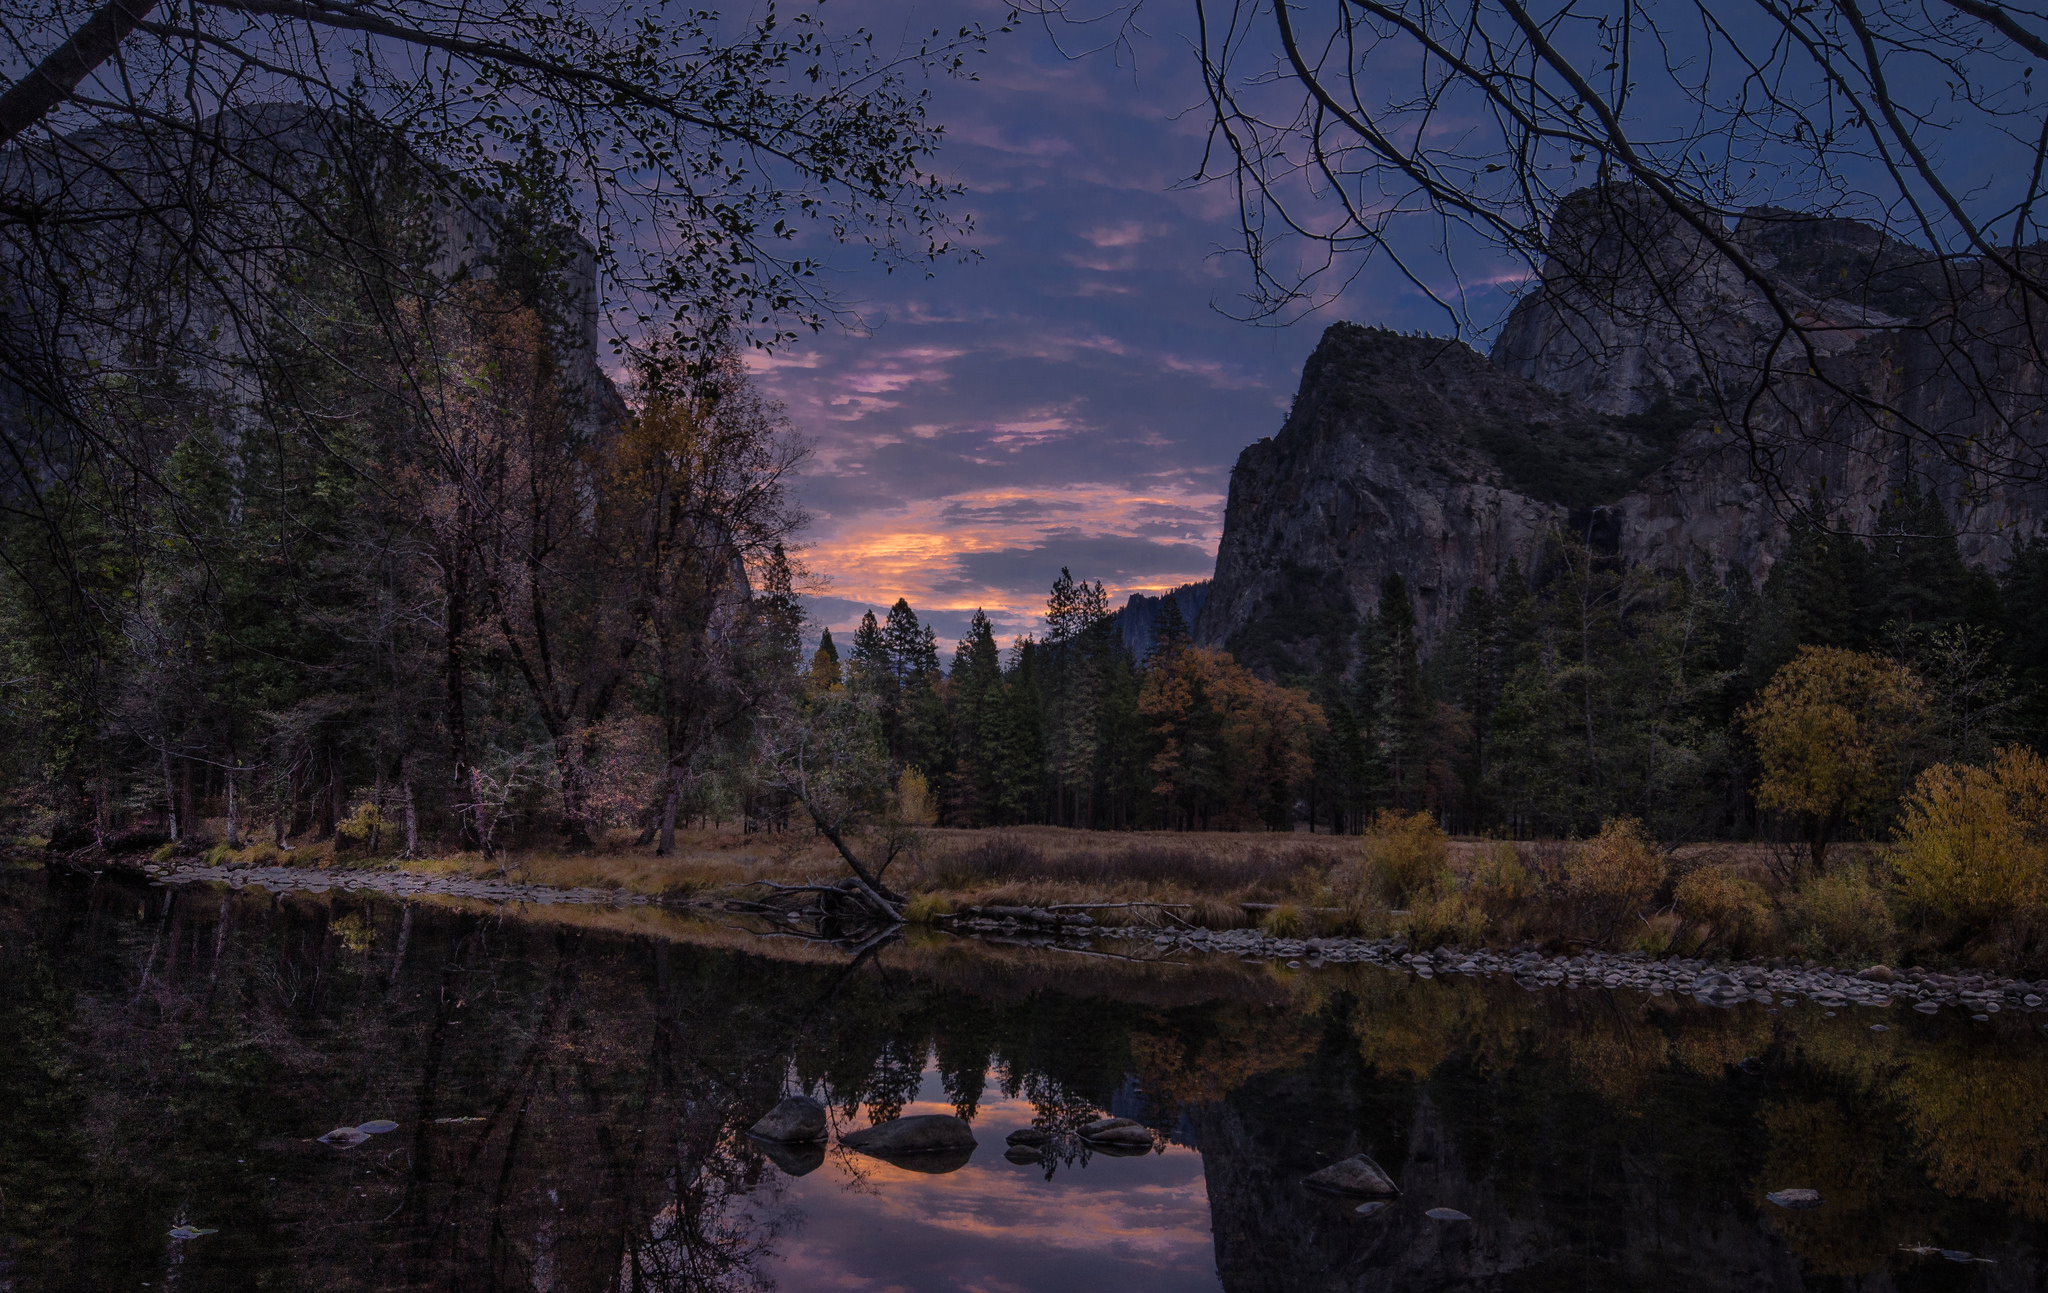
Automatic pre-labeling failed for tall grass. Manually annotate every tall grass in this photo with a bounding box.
[918,836,1330,897]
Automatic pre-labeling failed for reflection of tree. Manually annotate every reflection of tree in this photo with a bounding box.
[626,1132,792,1293]
[1893,1043,2048,1222]
[1755,1097,1913,1278]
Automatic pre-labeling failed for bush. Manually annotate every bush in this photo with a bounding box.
[1260,903,1306,938]
[1363,809,1449,905]
[1784,867,1895,966]
[1405,888,1487,949]
[903,892,952,925]
[1564,817,1666,944]
[1674,865,1773,955]
[1630,911,1684,958]
[1892,745,2048,925]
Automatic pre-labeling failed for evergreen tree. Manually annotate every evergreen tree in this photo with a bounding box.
[2004,538,2048,749]
[949,610,1006,824]
[1146,596,1191,667]
[997,637,1048,823]
[1746,502,1874,683]
[808,629,842,691]
[1870,479,1972,633]
[850,611,891,687]
[1357,572,1430,810]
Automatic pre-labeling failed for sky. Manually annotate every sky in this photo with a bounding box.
[756,1,1514,649]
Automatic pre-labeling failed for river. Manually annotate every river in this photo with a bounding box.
[0,866,2041,1291]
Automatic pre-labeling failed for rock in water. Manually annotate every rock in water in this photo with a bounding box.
[1006,1127,1051,1146]
[356,1119,398,1135]
[1426,1207,1472,1222]
[1003,1144,1043,1165]
[318,1127,370,1148]
[749,1096,828,1144]
[1353,1201,1392,1218]
[1766,1189,1822,1210]
[1079,1116,1152,1148]
[841,1114,978,1157]
[1302,1154,1401,1198]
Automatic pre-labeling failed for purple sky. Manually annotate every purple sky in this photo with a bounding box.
[756,1,1522,647]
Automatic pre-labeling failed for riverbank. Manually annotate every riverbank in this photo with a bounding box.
[84,851,2048,1023]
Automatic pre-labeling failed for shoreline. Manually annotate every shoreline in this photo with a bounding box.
[89,857,2048,1021]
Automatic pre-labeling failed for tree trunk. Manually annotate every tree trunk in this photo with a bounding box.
[657,772,678,856]
[225,764,240,848]
[402,779,418,858]
[161,743,178,842]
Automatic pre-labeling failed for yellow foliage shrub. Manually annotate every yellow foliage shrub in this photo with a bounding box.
[1784,867,1895,966]
[1892,745,2048,923]
[1564,818,1666,942]
[894,768,938,828]
[1470,841,1531,908]
[1674,865,1772,954]
[1404,888,1487,949]
[1363,809,1448,904]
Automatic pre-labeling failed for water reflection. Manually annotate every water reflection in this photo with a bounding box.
[0,868,2042,1292]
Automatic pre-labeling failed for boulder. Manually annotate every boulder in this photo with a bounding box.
[1005,1127,1051,1146]
[841,1114,977,1157]
[1003,1144,1043,1165]
[748,1096,827,1144]
[1856,965,1896,983]
[1303,1153,1401,1198]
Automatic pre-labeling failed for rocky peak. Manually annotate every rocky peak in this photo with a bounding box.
[1199,189,2048,672]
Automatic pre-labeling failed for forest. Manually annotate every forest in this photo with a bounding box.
[823,482,2046,854]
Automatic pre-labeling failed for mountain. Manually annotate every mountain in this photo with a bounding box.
[1114,582,1210,661]
[1196,188,2048,672]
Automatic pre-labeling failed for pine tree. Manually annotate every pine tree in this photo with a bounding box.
[1358,572,1429,810]
[1870,479,1972,632]
[998,637,1047,822]
[808,628,842,691]
[1747,501,1875,683]
[949,609,1005,823]
[850,610,891,686]
[1146,596,1191,668]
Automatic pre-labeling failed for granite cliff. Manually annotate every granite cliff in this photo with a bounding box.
[1196,190,2048,669]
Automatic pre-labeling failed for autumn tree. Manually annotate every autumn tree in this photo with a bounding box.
[1741,646,1929,871]
[1140,647,1324,829]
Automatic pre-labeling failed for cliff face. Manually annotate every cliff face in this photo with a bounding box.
[1198,191,2048,665]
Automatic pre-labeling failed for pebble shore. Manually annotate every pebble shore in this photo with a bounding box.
[954,913,2048,1017]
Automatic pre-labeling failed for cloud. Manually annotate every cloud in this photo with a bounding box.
[745,0,1481,640]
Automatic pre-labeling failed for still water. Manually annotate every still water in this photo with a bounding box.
[1,866,2043,1292]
